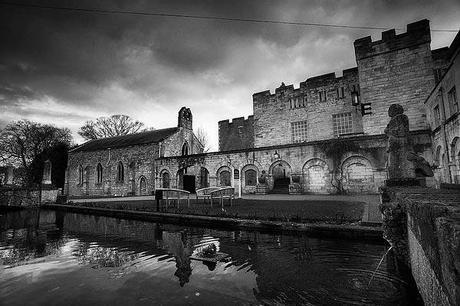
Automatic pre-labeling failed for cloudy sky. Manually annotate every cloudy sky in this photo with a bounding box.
[1,0,459,150]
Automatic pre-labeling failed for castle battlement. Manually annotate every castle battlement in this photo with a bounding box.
[218,115,254,127]
[354,19,431,60]
[253,68,358,101]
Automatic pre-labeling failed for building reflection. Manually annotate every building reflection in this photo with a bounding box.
[0,210,409,304]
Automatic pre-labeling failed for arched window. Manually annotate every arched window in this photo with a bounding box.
[200,167,209,188]
[245,169,257,186]
[162,171,170,188]
[96,163,103,184]
[219,170,231,186]
[117,162,124,182]
[139,176,147,195]
[182,143,189,156]
[78,165,83,185]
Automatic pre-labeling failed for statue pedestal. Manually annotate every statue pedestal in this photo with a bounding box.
[385,178,421,187]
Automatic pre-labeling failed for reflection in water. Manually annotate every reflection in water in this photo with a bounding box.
[0,209,419,305]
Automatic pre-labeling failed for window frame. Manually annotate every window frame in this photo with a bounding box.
[96,163,103,184]
[117,161,124,183]
[448,87,458,115]
[332,112,353,137]
[291,120,308,143]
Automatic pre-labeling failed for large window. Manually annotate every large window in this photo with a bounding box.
[96,163,103,184]
[332,113,353,137]
[117,162,124,182]
[448,87,458,115]
[291,120,308,143]
[245,169,257,186]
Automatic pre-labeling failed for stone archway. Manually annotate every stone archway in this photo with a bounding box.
[302,158,329,193]
[341,156,374,193]
[269,160,291,193]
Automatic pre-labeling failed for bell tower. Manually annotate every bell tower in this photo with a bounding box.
[178,107,193,130]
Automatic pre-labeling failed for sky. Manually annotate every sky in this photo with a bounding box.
[1,0,459,151]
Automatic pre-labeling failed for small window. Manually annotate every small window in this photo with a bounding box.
[448,87,458,115]
[245,169,257,186]
[96,163,103,184]
[291,120,308,143]
[332,113,353,137]
[336,87,345,99]
[162,172,170,188]
[289,97,306,109]
[234,169,239,179]
[139,176,147,195]
[78,165,84,185]
[351,84,360,95]
[182,143,189,156]
[319,90,327,102]
[434,105,441,127]
[117,161,124,182]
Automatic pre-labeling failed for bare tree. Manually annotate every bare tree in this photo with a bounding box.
[78,114,149,140]
[195,127,211,153]
[0,120,72,186]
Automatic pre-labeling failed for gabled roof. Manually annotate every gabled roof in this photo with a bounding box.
[70,127,179,153]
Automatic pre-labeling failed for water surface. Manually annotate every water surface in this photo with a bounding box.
[0,209,416,305]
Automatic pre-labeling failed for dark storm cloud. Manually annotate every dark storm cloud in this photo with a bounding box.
[0,0,459,148]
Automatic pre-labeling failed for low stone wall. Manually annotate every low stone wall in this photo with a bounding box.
[380,187,460,306]
[0,187,59,207]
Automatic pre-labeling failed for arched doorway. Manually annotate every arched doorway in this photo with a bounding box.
[269,161,291,193]
[302,158,329,193]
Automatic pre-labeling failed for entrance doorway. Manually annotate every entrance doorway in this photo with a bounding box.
[183,175,196,193]
[271,162,291,194]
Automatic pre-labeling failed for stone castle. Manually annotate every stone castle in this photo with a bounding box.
[65,19,460,197]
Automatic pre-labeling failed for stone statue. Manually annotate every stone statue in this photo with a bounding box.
[384,104,433,181]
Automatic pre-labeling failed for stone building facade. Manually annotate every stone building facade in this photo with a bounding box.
[66,19,459,197]
[66,107,203,197]
[425,32,460,185]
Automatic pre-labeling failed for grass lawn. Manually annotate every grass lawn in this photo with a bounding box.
[71,198,365,224]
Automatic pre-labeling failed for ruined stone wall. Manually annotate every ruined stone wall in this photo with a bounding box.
[354,19,435,135]
[67,144,159,197]
[218,116,254,151]
[253,68,362,148]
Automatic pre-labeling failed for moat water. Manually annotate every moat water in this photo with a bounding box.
[0,209,418,305]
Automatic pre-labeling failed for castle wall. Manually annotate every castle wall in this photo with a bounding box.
[218,116,254,151]
[354,19,435,135]
[253,68,361,148]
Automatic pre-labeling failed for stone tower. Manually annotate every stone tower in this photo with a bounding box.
[178,107,192,130]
